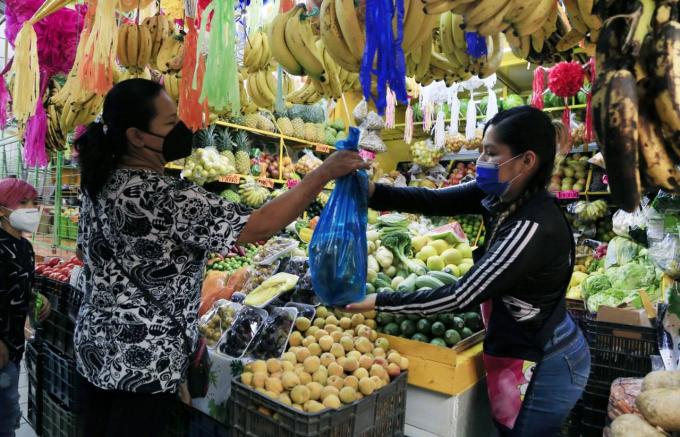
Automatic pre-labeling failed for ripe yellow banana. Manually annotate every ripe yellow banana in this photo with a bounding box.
[451,13,466,48]
[638,103,680,191]
[481,33,503,77]
[563,0,589,35]
[285,6,326,79]
[440,13,456,54]
[465,0,509,28]
[513,0,553,36]
[335,0,366,60]
[268,7,304,76]
[477,0,514,36]
[556,28,585,52]
[577,0,602,31]
[320,0,360,72]
[531,28,545,53]
[417,35,434,79]
[142,15,172,66]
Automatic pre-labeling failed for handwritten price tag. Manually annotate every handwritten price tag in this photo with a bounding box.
[557,190,580,200]
[219,174,241,184]
[257,177,275,188]
[359,149,376,160]
[287,179,300,189]
[315,144,331,154]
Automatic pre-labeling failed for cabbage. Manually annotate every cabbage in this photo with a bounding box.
[606,263,650,290]
[581,274,611,300]
[586,289,627,312]
[605,237,643,268]
[502,94,524,110]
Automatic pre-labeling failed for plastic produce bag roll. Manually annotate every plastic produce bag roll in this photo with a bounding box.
[309,127,368,306]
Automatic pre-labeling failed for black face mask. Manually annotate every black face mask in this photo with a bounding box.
[143,121,194,162]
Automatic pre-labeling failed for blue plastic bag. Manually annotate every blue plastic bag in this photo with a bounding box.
[309,127,368,306]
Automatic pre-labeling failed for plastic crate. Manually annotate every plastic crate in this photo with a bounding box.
[580,381,611,436]
[584,319,658,383]
[25,339,42,380]
[229,372,407,437]
[42,394,81,437]
[163,403,229,437]
[62,285,83,322]
[560,399,582,437]
[28,399,42,436]
[565,299,589,331]
[38,277,68,314]
[42,344,84,412]
[40,310,75,357]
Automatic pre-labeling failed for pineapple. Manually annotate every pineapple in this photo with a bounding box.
[243,113,259,129]
[315,124,325,143]
[291,118,305,139]
[218,128,236,168]
[233,130,252,175]
[193,124,218,149]
[304,123,316,142]
[277,117,294,137]
[256,114,276,132]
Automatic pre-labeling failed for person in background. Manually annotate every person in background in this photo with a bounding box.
[348,106,590,436]
[0,178,51,437]
[73,78,368,436]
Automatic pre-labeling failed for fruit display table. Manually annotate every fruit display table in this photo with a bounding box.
[402,343,494,437]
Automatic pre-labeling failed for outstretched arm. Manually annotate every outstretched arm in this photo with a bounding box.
[368,181,486,216]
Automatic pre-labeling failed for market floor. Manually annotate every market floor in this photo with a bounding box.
[16,361,38,437]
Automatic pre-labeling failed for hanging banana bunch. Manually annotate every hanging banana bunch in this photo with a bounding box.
[141,14,174,69]
[243,30,272,73]
[117,23,153,72]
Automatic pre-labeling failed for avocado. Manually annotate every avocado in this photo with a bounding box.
[460,327,473,339]
[411,333,429,343]
[431,321,446,337]
[384,323,400,336]
[400,320,417,337]
[416,319,431,335]
[463,312,482,331]
[452,316,465,330]
[444,329,461,346]
[376,312,394,326]
[394,314,408,325]
[426,314,439,324]
[407,314,421,322]
[430,338,447,348]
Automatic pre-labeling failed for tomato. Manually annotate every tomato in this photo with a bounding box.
[35,265,46,274]
[69,257,80,265]
[47,258,60,267]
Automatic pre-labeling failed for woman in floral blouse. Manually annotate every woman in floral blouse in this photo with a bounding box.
[74,79,368,436]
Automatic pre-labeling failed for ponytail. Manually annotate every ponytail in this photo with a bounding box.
[75,79,165,199]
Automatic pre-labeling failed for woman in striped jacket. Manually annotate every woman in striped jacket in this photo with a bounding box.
[349,106,590,437]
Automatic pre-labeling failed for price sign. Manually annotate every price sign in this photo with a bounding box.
[315,144,331,154]
[257,177,275,188]
[219,174,241,184]
[287,179,300,189]
[359,149,376,160]
[557,190,580,200]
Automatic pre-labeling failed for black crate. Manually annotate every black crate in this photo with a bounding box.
[62,285,83,322]
[25,339,42,380]
[40,310,75,357]
[580,381,611,435]
[38,277,69,314]
[42,344,84,412]
[566,299,589,331]
[584,319,658,383]
[560,400,582,437]
[163,403,229,437]
[28,399,42,436]
[229,372,407,437]
[42,394,81,437]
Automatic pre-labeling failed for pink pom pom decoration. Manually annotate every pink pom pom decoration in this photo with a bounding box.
[547,61,584,98]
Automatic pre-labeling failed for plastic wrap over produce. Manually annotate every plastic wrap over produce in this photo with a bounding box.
[309,127,368,306]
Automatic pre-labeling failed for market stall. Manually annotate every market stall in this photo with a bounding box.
[1,0,678,436]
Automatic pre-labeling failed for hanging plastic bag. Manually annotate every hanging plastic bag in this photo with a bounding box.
[309,127,368,305]
[295,150,323,175]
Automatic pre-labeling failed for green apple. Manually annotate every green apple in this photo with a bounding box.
[429,239,450,255]
[417,245,438,262]
[426,256,445,271]
[458,263,472,275]
[460,258,474,266]
[455,243,473,259]
[411,236,429,253]
[368,209,380,225]
[444,264,461,277]
[441,248,463,266]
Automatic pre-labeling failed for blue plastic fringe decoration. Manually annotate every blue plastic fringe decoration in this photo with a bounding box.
[359,0,408,115]
[465,32,487,58]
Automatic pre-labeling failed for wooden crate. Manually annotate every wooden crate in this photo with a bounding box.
[379,332,485,396]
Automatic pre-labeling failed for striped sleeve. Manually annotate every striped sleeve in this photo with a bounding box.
[375,220,541,315]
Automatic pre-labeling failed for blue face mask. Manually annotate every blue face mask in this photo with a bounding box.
[475,154,523,197]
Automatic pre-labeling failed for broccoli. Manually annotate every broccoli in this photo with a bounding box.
[380,229,427,276]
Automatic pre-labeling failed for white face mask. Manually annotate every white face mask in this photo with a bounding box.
[3,208,41,234]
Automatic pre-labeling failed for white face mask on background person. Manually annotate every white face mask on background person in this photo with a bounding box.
[1,208,41,234]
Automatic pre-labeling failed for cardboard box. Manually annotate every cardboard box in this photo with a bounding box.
[595,305,653,328]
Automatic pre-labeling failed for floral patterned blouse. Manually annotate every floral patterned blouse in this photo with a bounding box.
[75,169,250,393]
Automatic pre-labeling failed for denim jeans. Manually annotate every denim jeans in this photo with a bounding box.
[501,315,591,437]
[0,362,21,437]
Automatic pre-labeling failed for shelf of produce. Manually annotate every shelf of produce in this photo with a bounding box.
[378,333,485,396]
[213,120,337,153]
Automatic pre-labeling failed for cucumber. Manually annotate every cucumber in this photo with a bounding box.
[428,271,458,285]
[397,273,418,292]
[415,275,446,289]
[377,287,394,293]
[391,276,405,289]
[365,283,376,294]
[377,272,392,284]
[373,279,391,289]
